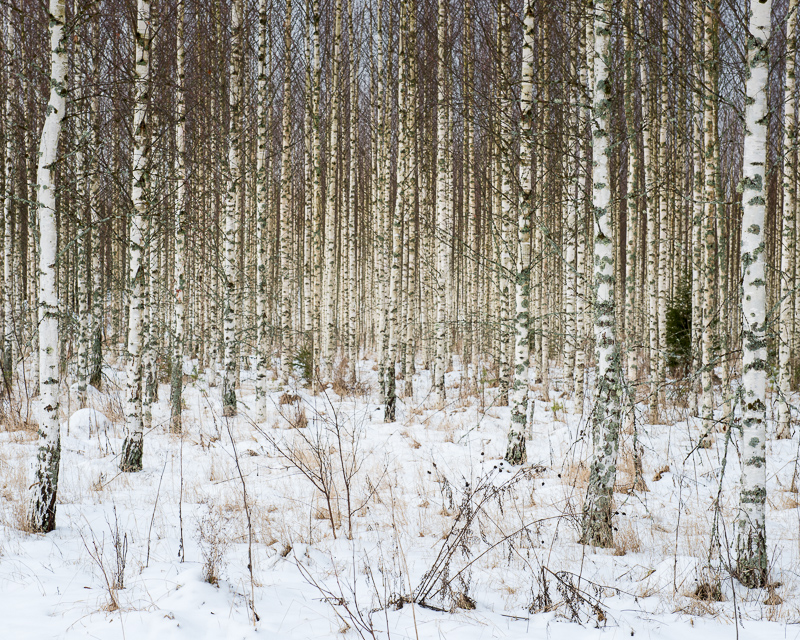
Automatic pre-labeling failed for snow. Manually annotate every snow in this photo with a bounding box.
[1,360,800,639]
[66,407,112,437]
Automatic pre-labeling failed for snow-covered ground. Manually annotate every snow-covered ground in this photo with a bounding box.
[1,360,800,639]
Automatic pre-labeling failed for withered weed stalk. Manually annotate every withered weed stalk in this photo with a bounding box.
[252,388,386,540]
[196,504,231,586]
[80,508,128,611]
[413,465,546,611]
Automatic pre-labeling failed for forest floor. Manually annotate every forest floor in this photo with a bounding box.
[1,358,800,639]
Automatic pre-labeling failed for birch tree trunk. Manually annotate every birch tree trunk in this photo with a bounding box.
[324,0,344,370]
[655,0,669,417]
[579,0,622,549]
[76,52,90,408]
[691,0,704,413]
[376,1,391,403]
[120,0,151,473]
[222,0,243,416]
[348,8,360,378]
[171,0,186,433]
[385,0,408,422]
[433,0,449,400]
[623,0,638,386]
[29,0,67,532]
[700,0,719,445]
[778,0,797,440]
[575,8,591,408]
[3,4,14,389]
[280,0,294,385]
[311,0,323,379]
[303,0,314,356]
[89,48,102,390]
[505,0,533,466]
[735,0,771,589]
[255,0,270,419]
[463,0,476,385]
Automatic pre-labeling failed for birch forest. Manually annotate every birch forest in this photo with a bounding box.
[3,0,800,634]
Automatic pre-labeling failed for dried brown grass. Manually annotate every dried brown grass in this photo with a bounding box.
[330,358,371,398]
[613,519,642,556]
[279,392,301,406]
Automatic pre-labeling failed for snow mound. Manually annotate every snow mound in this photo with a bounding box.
[66,408,111,435]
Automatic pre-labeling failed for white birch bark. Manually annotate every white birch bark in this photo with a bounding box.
[206,0,222,388]
[256,0,271,419]
[433,0,449,400]
[171,0,186,433]
[89,58,102,390]
[735,0,770,588]
[76,58,90,408]
[691,0,704,413]
[463,0,476,382]
[1,3,12,387]
[311,0,323,377]
[376,1,392,403]
[575,8,591,408]
[565,30,581,392]
[779,0,797,440]
[120,0,151,473]
[141,5,160,432]
[498,6,514,405]
[623,0,638,385]
[280,0,294,385]
[505,0,533,465]
[348,8,359,377]
[303,0,314,349]
[700,0,719,445]
[29,0,67,532]
[385,1,408,422]
[222,0,243,416]
[655,0,669,416]
[580,0,622,549]
[323,0,344,370]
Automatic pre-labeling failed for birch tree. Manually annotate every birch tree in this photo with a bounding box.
[2,3,14,389]
[700,0,719,445]
[222,0,243,416]
[280,0,294,385]
[324,0,344,370]
[505,0,534,466]
[433,0,449,400]
[171,0,187,433]
[735,0,771,589]
[120,0,151,472]
[579,0,622,549]
[255,0,270,419]
[29,0,67,532]
[779,0,797,440]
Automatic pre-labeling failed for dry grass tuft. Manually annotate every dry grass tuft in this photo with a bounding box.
[279,392,301,406]
[765,586,784,606]
[0,402,38,437]
[692,580,723,602]
[289,405,308,429]
[329,358,370,398]
[404,405,424,422]
[777,492,800,510]
[653,465,670,482]
[196,505,231,585]
[615,447,648,493]
[453,591,476,610]
[564,461,590,492]
[0,456,33,532]
[613,519,641,556]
